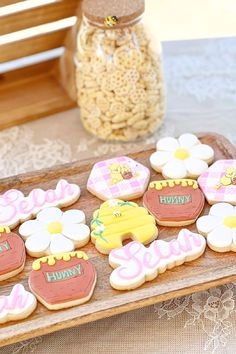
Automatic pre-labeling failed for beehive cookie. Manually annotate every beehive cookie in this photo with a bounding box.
[0,226,26,281]
[198,160,236,205]
[143,179,205,226]
[29,251,96,310]
[87,156,150,201]
[91,199,158,254]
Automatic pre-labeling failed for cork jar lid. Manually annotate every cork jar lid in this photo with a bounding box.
[82,0,145,29]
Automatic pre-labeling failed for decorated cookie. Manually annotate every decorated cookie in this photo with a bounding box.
[109,229,206,290]
[150,133,214,179]
[87,156,150,201]
[91,199,158,254]
[0,179,80,229]
[198,160,236,205]
[0,226,26,281]
[29,251,96,310]
[0,284,37,324]
[197,203,236,252]
[143,179,205,226]
[19,207,90,257]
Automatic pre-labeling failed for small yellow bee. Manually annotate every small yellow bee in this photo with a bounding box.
[104,16,118,28]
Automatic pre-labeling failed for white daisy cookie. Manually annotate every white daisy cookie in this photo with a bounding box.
[19,207,90,257]
[197,203,236,252]
[150,133,214,179]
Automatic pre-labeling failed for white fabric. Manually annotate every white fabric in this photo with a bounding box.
[0,37,236,354]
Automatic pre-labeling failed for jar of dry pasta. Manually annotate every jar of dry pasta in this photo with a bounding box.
[75,0,165,141]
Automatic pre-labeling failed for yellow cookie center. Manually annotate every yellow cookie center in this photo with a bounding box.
[47,221,63,234]
[223,216,236,228]
[174,148,190,160]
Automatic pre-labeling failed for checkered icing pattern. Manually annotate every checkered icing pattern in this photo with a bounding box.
[87,156,150,200]
[198,160,236,204]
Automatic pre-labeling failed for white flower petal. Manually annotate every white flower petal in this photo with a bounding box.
[61,209,86,224]
[210,203,234,218]
[196,215,221,236]
[207,225,234,252]
[231,232,236,251]
[156,137,179,151]
[179,133,200,149]
[37,207,63,223]
[162,159,187,179]
[25,231,50,254]
[189,144,214,162]
[49,234,74,254]
[184,157,208,177]
[63,224,90,245]
[150,151,172,171]
[19,220,44,239]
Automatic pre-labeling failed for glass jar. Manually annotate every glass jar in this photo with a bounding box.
[75,0,165,141]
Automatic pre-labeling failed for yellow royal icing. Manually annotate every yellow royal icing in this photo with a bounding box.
[91,199,157,253]
[224,216,236,228]
[149,179,198,190]
[32,251,89,271]
[47,221,63,234]
[0,226,11,234]
[174,148,190,160]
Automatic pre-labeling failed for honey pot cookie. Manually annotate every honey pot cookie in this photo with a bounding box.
[29,251,96,310]
[91,199,158,254]
[0,226,26,281]
[87,156,150,201]
[198,160,236,205]
[143,179,205,226]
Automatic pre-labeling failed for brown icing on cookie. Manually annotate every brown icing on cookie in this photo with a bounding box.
[29,252,96,309]
[0,231,26,280]
[143,179,205,226]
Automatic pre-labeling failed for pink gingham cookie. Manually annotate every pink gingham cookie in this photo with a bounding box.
[87,156,150,201]
[198,160,236,205]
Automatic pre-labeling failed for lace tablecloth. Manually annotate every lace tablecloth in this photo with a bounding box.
[1,37,236,354]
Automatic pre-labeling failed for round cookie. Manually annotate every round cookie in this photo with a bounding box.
[87,156,150,201]
[198,160,236,205]
[0,227,26,281]
[197,203,236,252]
[143,179,205,226]
[150,133,214,179]
[91,199,158,254]
[19,207,90,257]
[29,251,96,310]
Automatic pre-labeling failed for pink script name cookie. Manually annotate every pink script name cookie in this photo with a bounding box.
[0,179,80,228]
[109,229,206,290]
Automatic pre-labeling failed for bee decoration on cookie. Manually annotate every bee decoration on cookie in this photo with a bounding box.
[104,16,119,28]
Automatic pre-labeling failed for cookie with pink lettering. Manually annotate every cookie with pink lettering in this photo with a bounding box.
[109,229,206,290]
[198,160,236,205]
[0,226,26,281]
[87,156,150,201]
[0,179,80,228]
[143,179,205,226]
[0,284,37,324]
[29,251,96,310]
[19,207,90,257]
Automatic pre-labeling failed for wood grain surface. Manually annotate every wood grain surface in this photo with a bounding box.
[0,133,235,347]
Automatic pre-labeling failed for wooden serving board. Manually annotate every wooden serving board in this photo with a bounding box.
[0,133,236,348]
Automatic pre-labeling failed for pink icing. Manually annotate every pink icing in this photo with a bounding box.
[110,230,204,281]
[0,284,30,313]
[0,179,79,226]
